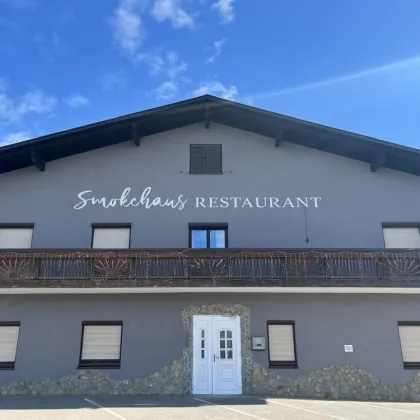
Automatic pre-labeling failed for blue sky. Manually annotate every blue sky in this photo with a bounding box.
[1,0,420,148]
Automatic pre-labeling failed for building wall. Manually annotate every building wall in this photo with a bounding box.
[0,293,413,385]
[0,124,419,248]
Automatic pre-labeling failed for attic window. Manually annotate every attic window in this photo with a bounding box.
[190,145,222,174]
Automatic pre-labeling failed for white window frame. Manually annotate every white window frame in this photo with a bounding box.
[79,322,123,369]
[267,321,298,368]
[0,323,21,370]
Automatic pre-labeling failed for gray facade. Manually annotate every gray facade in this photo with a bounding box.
[0,120,420,399]
[0,123,419,248]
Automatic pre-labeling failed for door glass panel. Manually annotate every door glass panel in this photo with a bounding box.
[210,230,226,248]
[219,329,233,360]
[200,329,205,359]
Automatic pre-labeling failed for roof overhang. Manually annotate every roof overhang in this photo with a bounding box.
[1,95,420,176]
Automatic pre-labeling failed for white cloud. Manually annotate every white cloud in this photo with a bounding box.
[140,50,188,100]
[97,70,126,92]
[193,80,238,99]
[0,17,22,34]
[211,0,234,23]
[155,80,178,100]
[0,88,57,123]
[206,38,226,64]
[65,94,90,108]
[151,0,194,28]
[111,0,144,58]
[0,131,31,146]
[140,50,188,79]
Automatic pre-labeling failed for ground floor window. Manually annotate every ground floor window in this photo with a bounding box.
[267,321,298,368]
[398,322,420,369]
[79,321,123,369]
[0,322,20,370]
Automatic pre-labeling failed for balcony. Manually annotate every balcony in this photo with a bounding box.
[0,249,419,289]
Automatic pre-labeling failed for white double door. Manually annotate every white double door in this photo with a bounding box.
[192,315,242,395]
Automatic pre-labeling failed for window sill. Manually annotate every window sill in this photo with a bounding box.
[78,361,121,370]
[269,363,298,369]
[188,172,223,175]
[403,363,420,370]
[0,362,15,370]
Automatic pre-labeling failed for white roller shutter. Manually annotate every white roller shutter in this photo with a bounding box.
[268,324,296,362]
[0,228,33,249]
[0,326,20,362]
[399,325,420,363]
[92,228,130,249]
[81,325,122,360]
[383,227,420,249]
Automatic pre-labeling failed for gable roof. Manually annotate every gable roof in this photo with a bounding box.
[1,94,420,176]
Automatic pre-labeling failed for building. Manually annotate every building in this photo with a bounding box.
[1,95,420,400]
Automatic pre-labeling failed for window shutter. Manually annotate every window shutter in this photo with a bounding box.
[399,326,420,363]
[81,325,122,360]
[0,228,33,249]
[92,228,130,249]
[383,228,420,248]
[205,145,222,174]
[268,324,296,362]
[190,146,207,174]
[0,326,20,363]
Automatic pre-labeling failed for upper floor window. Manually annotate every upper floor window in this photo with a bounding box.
[189,225,228,248]
[190,144,222,174]
[0,225,33,249]
[383,225,420,248]
[92,224,131,249]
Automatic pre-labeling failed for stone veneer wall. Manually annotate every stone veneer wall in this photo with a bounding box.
[1,302,420,401]
[252,362,420,402]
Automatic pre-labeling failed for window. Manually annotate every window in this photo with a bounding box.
[189,225,228,248]
[398,322,420,369]
[92,225,131,249]
[383,225,420,248]
[219,329,233,359]
[190,144,222,174]
[267,321,297,368]
[79,322,123,369]
[0,323,20,370]
[0,226,33,249]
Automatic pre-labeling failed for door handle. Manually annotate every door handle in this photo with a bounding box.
[214,354,219,362]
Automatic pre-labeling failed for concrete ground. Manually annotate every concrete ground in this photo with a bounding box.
[2,396,420,420]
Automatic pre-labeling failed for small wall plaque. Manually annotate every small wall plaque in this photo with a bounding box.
[252,337,266,351]
[344,345,353,353]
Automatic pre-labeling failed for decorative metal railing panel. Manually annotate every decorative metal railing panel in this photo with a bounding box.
[0,249,420,288]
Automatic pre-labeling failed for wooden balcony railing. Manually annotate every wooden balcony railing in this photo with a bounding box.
[0,249,419,288]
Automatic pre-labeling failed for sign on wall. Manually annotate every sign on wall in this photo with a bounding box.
[74,187,322,210]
